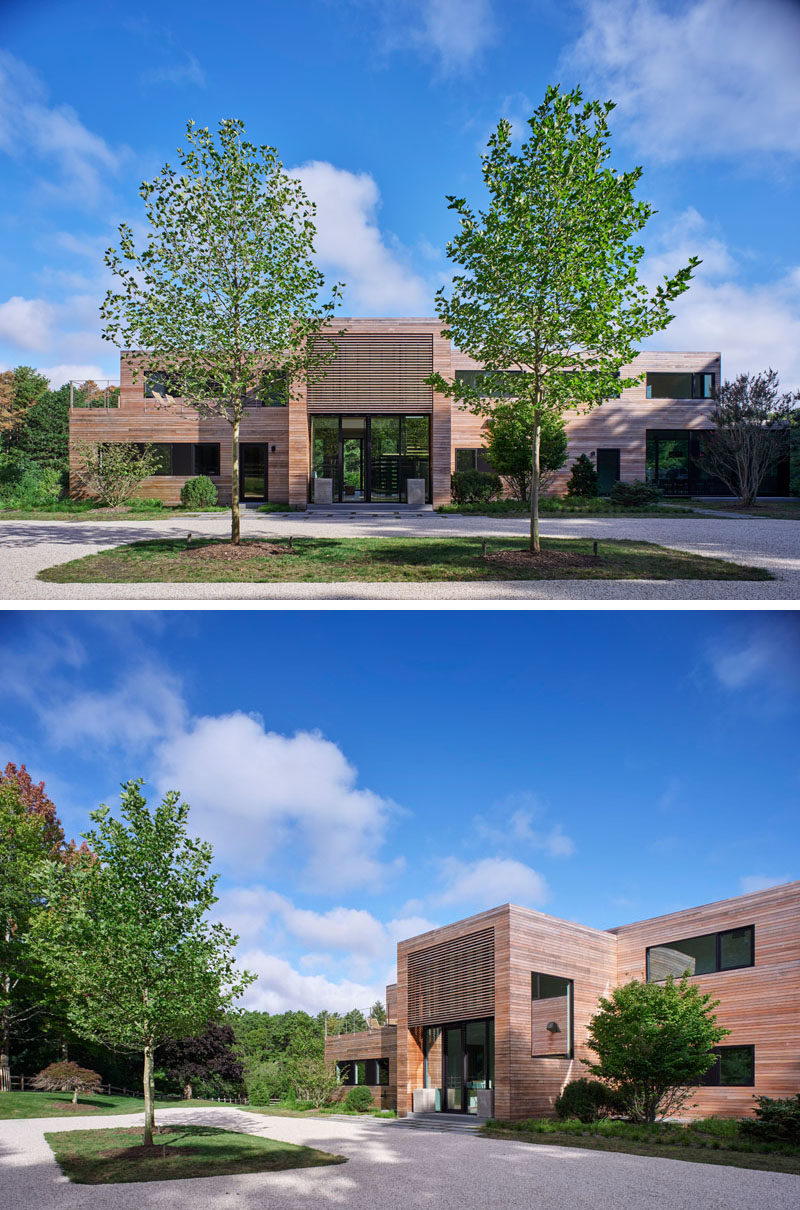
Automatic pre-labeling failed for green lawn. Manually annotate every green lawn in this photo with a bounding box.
[482,1117,800,1176]
[0,1090,227,1119]
[0,501,226,521]
[437,497,695,517]
[670,498,800,520]
[36,535,771,584]
[45,1124,346,1184]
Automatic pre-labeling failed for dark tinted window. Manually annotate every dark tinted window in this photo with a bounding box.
[532,971,572,1058]
[720,927,753,970]
[148,444,172,475]
[701,1046,754,1087]
[647,925,753,980]
[194,444,220,477]
[171,444,193,476]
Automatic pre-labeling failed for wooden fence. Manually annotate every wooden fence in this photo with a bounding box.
[7,1075,248,1104]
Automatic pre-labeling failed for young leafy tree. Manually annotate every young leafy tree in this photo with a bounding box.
[32,780,253,1146]
[101,118,343,543]
[483,405,568,500]
[428,85,699,551]
[584,976,729,1122]
[698,370,797,507]
[368,1000,387,1026]
[73,440,160,507]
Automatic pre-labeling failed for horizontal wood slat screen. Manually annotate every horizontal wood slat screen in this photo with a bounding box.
[407,927,494,1026]
[308,335,433,411]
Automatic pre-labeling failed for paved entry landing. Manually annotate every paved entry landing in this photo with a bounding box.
[393,1112,482,1133]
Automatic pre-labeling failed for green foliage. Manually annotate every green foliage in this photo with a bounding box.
[160,1022,243,1099]
[73,442,160,507]
[180,476,219,508]
[101,118,343,543]
[585,976,729,1123]
[244,1059,291,1105]
[451,469,502,505]
[609,479,663,507]
[427,84,698,551]
[0,452,64,508]
[741,1096,800,1144]
[15,383,70,470]
[343,1085,374,1113]
[566,454,600,497]
[33,1061,102,1103]
[554,1078,624,1123]
[289,1056,342,1109]
[484,404,568,500]
[31,780,253,1145]
[369,1001,387,1026]
[699,370,797,507]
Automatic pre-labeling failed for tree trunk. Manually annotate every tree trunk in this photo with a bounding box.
[72,1088,78,1105]
[143,1044,156,1146]
[231,417,241,545]
[184,1081,192,1101]
[1,1000,11,1092]
[529,410,541,554]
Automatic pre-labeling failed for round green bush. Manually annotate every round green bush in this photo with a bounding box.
[450,469,502,506]
[343,1085,375,1112]
[608,479,663,507]
[180,475,219,508]
[554,1078,623,1123]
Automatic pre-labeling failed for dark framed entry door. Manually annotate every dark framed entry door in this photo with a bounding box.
[442,1019,493,1114]
[596,448,620,495]
[239,443,268,502]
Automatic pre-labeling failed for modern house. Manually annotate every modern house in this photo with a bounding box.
[68,319,751,507]
[324,879,800,1120]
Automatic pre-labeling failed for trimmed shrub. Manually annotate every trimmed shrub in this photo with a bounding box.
[609,479,663,507]
[565,454,599,497]
[554,1078,624,1123]
[180,475,219,508]
[740,1094,800,1143]
[344,1085,375,1113]
[32,1061,102,1104]
[451,469,502,505]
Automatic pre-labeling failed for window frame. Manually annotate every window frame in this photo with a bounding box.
[335,1057,388,1086]
[646,925,755,981]
[700,1045,755,1088]
[531,971,574,1060]
[645,371,716,400]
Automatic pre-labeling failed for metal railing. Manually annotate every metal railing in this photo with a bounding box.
[69,380,120,410]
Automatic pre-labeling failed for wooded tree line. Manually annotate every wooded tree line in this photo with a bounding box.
[1,761,384,1120]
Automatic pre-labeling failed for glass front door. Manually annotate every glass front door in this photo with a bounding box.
[442,1018,493,1114]
[239,443,268,501]
[310,415,430,503]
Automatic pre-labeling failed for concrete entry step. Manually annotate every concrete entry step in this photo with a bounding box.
[393,1112,482,1133]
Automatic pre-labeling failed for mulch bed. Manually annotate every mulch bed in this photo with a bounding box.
[182,542,296,561]
[482,548,600,570]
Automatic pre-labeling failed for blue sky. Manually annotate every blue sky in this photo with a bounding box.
[1,609,797,1015]
[1,0,799,389]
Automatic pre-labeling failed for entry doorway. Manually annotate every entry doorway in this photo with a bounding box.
[596,448,620,495]
[442,1018,493,1114]
[239,443,268,502]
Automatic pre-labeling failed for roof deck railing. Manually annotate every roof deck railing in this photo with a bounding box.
[69,380,120,409]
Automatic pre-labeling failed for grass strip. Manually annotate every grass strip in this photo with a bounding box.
[36,535,771,584]
[45,1124,346,1184]
[481,1126,800,1175]
[437,498,696,517]
[0,1090,230,1119]
[669,499,800,521]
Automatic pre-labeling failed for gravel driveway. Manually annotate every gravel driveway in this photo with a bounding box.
[1,1105,797,1210]
[1,511,798,601]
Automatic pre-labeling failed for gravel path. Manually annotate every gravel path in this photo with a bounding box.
[1,511,798,601]
[1,1105,797,1210]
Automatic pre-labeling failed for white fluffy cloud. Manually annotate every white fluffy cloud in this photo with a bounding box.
[436,857,550,910]
[41,667,188,752]
[476,800,575,858]
[0,50,125,199]
[0,296,54,352]
[563,0,800,159]
[291,161,433,314]
[238,950,384,1015]
[155,712,402,891]
[372,0,495,74]
[39,363,110,388]
[641,209,800,391]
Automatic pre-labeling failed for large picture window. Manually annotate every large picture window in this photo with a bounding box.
[335,1058,389,1086]
[701,1046,755,1087]
[455,448,494,473]
[140,443,220,477]
[645,372,715,400]
[647,926,754,981]
[531,972,573,1058]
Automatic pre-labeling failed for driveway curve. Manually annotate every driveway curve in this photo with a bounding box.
[1,511,798,600]
[0,1105,796,1210]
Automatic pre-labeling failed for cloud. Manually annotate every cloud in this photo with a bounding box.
[640,209,800,391]
[39,363,111,389]
[373,0,496,74]
[562,0,800,160]
[707,639,778,691]
[140,53,206,87]
[292,160,433,313]
[39,666,188,752]
[436,857,550,910]
[238,950,384,1015]
[739,874,793,895]
[475,794,575,857]
[0,50,126,200]
[155,713,403,891]
[703,619,800,697]
[0,296,54,351]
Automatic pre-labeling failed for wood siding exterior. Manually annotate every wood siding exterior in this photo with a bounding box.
[323,1025,398,1110]
[385,881,799,1120]
[70,325,719,507]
